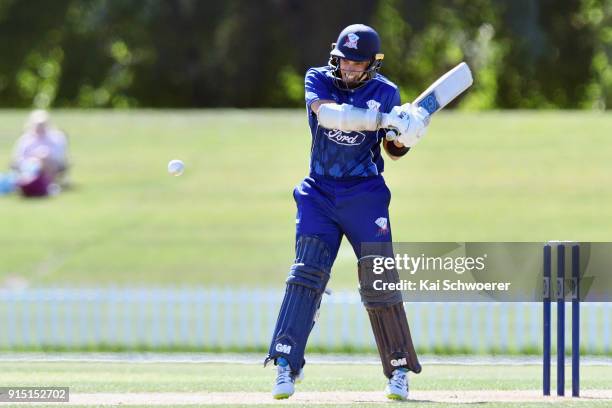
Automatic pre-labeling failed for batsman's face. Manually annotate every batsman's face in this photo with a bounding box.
[339,59,369,85]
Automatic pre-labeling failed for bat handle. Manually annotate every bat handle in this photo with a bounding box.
[385,129,398,141]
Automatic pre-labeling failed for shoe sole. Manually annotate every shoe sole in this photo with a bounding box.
[386,393,407,401]
[273,393,292,400]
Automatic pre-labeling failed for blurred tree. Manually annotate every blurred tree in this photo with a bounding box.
[495,0,595,108]
[373,0,501,108]
[577,0,612,109]
[0,0,608,109]
[0,0,71,108]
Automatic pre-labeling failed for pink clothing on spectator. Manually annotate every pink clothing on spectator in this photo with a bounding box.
[12,129,67,166]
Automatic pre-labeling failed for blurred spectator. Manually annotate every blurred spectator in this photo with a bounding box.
[11,110,70,197]
[0,171,17,196]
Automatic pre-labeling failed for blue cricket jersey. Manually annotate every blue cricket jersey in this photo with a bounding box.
[305,66,401,179]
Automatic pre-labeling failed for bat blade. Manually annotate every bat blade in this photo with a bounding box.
[414,62,473,115]
[386,62,473,140]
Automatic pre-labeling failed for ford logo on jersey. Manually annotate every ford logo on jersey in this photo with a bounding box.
[325,129,366,146]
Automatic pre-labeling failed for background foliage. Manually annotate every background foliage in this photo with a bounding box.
[1,0,611,109]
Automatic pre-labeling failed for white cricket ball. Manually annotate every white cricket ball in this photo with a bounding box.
[167,159,184,176]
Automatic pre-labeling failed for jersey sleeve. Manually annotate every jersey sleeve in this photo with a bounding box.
[305,69,334,111]
[385,88,401,113]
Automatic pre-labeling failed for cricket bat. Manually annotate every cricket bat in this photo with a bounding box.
[386,62,473,140]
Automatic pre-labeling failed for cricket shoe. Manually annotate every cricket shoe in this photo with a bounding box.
[385,368,409,400]
[272,357,303,399]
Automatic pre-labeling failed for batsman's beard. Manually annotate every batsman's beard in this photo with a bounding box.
[341,70,366,87]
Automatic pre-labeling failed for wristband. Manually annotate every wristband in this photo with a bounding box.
[384,140,410,157]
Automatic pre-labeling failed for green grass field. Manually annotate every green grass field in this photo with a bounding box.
[1,110,612,288]
[0,361,610,407]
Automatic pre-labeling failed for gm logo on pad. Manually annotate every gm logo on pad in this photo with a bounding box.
[390,358,407,367]
[275,343,292,354]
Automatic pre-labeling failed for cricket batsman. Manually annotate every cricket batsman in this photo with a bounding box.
[264,24,428,400]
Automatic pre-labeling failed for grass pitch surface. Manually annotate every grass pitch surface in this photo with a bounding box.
[0,361,610,407]
[1,110,611,287]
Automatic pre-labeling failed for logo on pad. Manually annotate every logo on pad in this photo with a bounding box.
[275,343,292,354]
[391,358,407,367]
